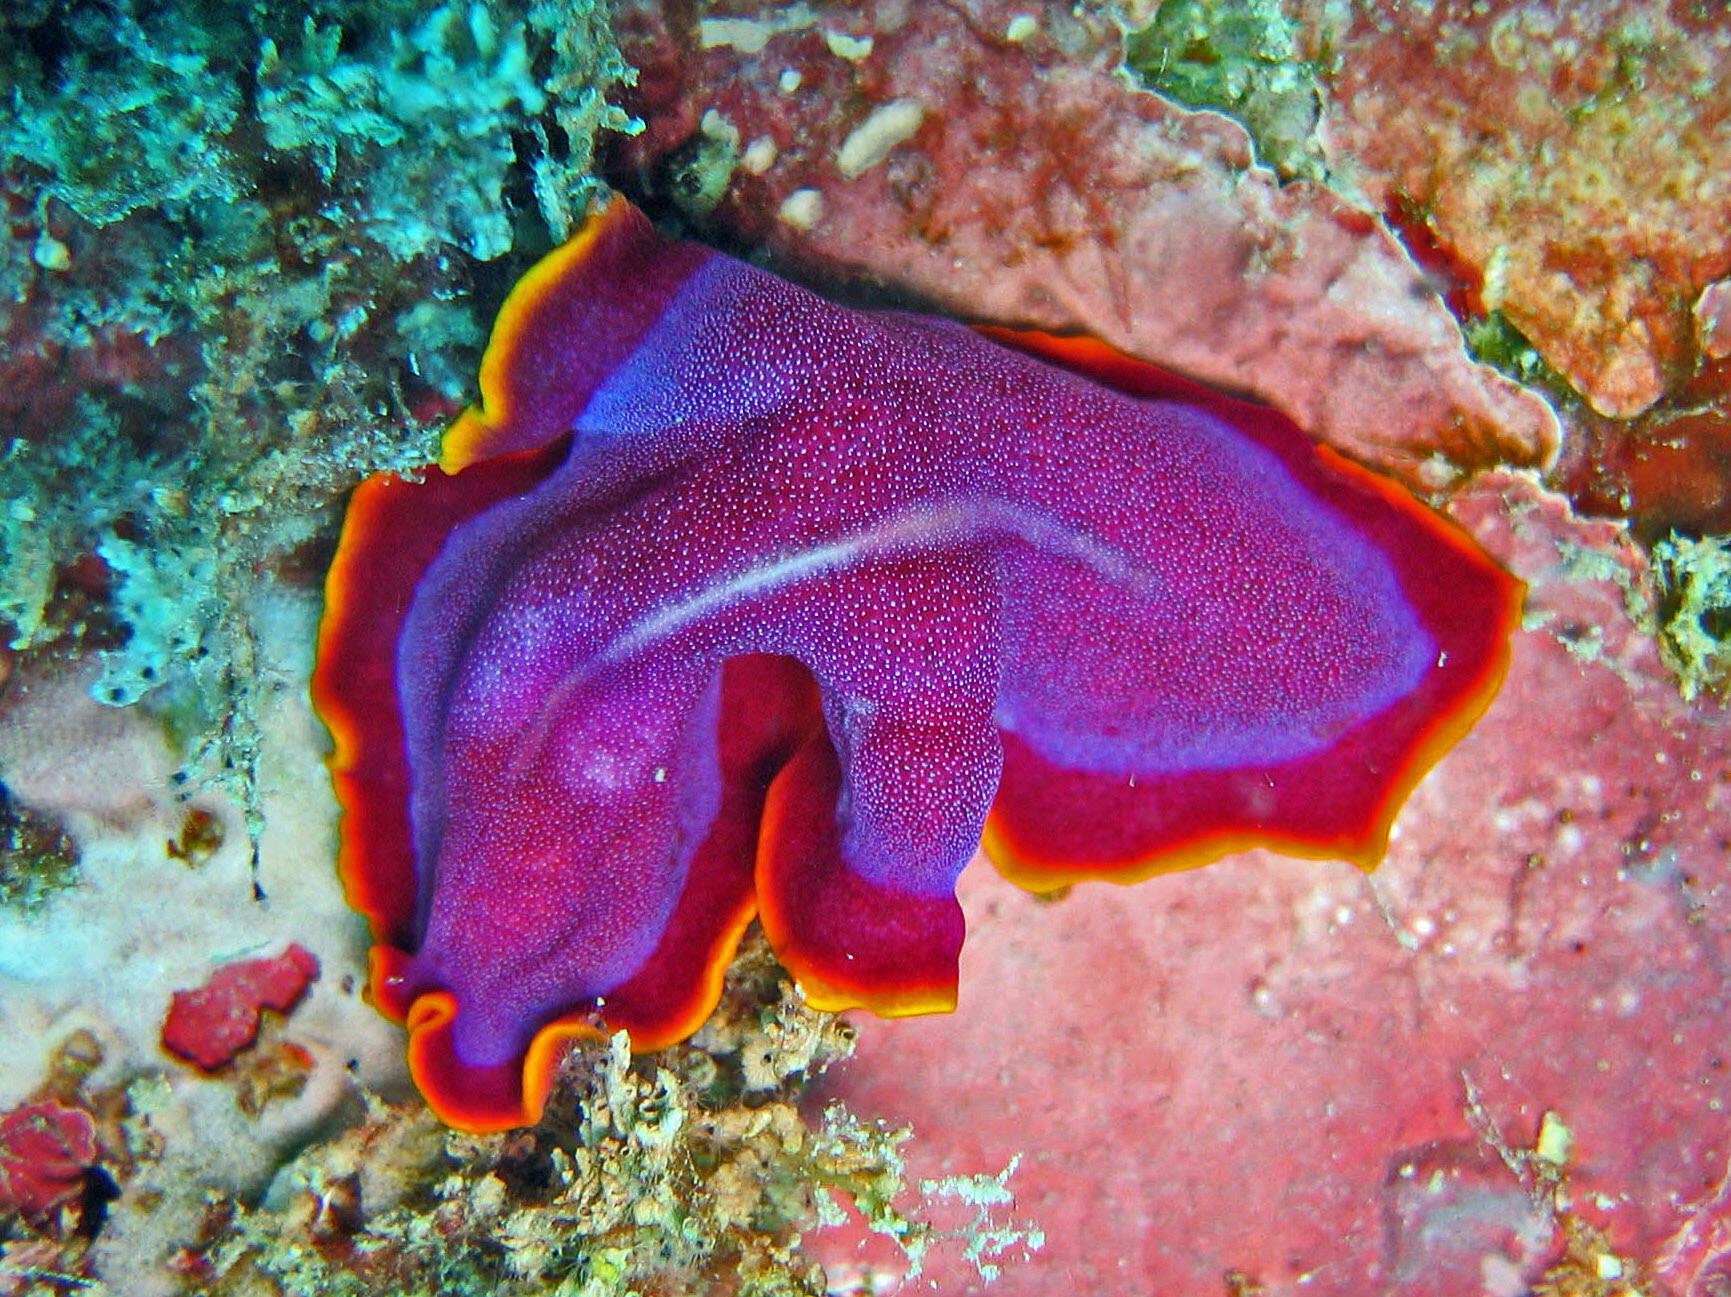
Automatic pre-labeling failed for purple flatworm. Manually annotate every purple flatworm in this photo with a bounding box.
[313,197,1520,1131]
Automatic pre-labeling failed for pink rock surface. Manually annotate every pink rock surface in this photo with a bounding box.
[807,474,1731,1296]
[612,0,1557,491]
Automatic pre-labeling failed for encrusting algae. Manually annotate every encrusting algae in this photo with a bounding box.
[165,938,1032,1296]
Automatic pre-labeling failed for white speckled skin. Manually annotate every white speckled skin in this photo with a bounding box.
[392,237,1449,1070]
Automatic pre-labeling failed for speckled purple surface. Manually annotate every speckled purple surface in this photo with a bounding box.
[327,203,1512,1128]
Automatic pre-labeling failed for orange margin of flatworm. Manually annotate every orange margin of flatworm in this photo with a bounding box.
[621,884,764,1055]
[752,750,961,1020]
[399,990,607,1133]
[311,473,400,782]
[400,868,761,1132]
[782,962,960,1020]
[311,471,426,940]
[439,196,630,475]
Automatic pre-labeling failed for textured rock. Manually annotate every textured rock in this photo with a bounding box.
[611,0,1559,491]
[1699,282,1731,363]
[1308,1,1731,421]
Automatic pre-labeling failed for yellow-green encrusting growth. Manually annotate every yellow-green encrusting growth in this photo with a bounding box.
[189,937,1039,1295]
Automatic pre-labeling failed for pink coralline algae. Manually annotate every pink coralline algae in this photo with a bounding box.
[160,943,321,1071]
[608,0,1558,492]
[0,1100,98,1223]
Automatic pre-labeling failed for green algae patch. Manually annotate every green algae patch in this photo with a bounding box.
[1653,532,1731,702]
[1117,0,1326,182]
[1462,311,1580,410]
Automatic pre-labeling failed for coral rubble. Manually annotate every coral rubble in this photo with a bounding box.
[185,945,948,1296]
[1653,532,1731,702]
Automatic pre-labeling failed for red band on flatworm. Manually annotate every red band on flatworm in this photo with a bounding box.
[313,444,565,949]
[756,733,964,1018]
[978,329,1520,889]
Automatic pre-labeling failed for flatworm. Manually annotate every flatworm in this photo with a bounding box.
[313,197,1521,1131]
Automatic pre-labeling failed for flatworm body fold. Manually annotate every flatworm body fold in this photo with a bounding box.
[314,197,1522,1131]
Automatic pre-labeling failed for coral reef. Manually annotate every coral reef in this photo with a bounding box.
[177,943,1010,1296]
[1300,1,1731,424]
[4,0,1730,1292]
[0,0,635,831]
[1290,0,1731,591]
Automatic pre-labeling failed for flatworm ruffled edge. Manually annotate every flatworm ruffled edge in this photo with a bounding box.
[974,329,1523,891]
[440,195,710,475]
